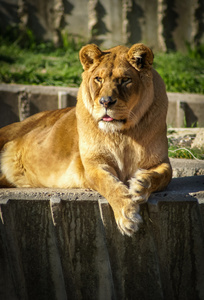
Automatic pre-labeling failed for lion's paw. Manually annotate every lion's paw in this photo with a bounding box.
[116,202,142,236]
[129,169,151,204]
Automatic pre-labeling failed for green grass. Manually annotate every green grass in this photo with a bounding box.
[0,38,82,87]
[154,49,204,94]
[168,146,204,160]
[0,36,204,93]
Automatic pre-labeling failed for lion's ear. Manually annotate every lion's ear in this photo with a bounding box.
[79,44,103,70]
[127,43,154,71]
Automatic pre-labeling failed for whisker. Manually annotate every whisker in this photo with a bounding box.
[128,109,137,120]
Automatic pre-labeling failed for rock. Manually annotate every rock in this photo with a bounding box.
[170,158,204,177]
[167,128,200,148]
[191,129,204,149]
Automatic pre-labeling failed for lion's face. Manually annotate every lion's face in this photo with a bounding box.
[79,43,154,132]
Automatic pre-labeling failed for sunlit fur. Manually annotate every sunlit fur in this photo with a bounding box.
[0,43,172,236]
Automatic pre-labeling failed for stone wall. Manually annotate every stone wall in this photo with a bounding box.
[0,84,78,128]
[0,83,204,128]
[0,175,204,299]
[0,0,203,51]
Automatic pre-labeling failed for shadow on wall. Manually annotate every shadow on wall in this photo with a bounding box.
[63,0,74,22]
[180,102,198,127]
[89,1,110,45]
[162,0,179,51]
[0,0,203,51]
[0,1,18,35]
[58,1,74,44]
[194,0,204,45]
[0,101,19,127]
[127,1,144,44]
[26,2,50,42]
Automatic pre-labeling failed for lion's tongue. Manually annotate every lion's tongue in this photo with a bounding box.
[102,115,114,122]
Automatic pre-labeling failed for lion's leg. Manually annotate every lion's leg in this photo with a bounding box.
[0,175,15,188]
[85,164,142,236]
[129,162,172,203]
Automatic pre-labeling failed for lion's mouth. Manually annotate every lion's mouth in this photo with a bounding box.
[102,115,114,122]
[101,115,126,123]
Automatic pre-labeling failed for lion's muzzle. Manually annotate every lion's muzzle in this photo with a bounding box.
[99,96,117,108]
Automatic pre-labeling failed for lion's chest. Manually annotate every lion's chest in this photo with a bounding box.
[108,140,141,182]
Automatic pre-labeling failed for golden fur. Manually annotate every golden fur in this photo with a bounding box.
[0,43,172,236]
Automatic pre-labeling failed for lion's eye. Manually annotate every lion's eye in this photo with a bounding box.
[95,77,102,83]
[121,77,131,85]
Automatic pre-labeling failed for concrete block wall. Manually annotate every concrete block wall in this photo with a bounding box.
[0,175,204,300]
[0,0,203,51]
[0,84,204,128]
[168,92,204,128]
[0,84,78,128]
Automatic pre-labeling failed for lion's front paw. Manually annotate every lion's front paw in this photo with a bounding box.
[115,202,142,236]
[129,169,152,204]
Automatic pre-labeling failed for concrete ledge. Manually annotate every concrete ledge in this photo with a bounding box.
[0,84,78,127]
[0,176,204,300]
[167,92,204,127]
[0,84,204,128]
[170,158,204,177]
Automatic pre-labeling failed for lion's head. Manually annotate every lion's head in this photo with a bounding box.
[79,43,154,132]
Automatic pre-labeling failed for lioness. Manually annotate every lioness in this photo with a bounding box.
[0,43,172,236]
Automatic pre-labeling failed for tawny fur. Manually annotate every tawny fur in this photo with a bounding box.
[0,43,172,236]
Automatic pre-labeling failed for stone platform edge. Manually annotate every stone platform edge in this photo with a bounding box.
[0,175,204,300]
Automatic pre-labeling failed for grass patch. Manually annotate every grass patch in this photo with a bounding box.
[167,129,204,160]
[153,46,204,94]
[0,38,83,87]
[0,36,204,93]
[168,146,204,160]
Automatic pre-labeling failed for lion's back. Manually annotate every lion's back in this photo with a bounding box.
[0,107,75,151]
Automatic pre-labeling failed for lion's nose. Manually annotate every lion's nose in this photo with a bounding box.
[99,96,117,108]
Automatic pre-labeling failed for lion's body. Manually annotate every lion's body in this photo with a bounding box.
[0,43,172,235]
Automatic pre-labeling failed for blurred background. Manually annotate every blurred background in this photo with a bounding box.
[0,0,203,92]
[0,0,204,51]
